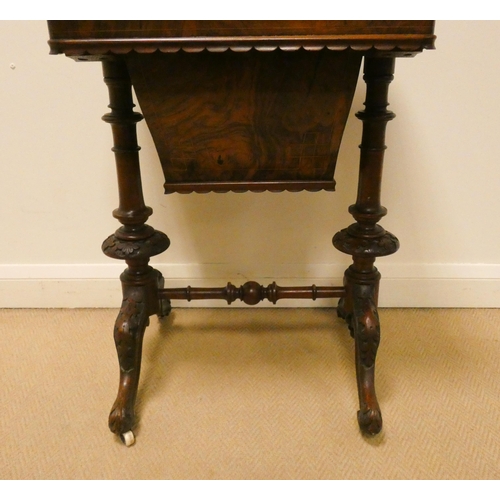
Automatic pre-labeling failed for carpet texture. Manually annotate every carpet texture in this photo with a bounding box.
[1,307,499,479]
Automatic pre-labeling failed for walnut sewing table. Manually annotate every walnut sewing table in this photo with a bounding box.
[47,21,435,446]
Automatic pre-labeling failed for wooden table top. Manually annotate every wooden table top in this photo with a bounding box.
[47,21,435,57]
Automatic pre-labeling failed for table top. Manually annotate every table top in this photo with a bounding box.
[47,21,435,58]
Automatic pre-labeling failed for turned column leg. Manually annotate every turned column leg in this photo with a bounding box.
[100,58,170,444]
[333,56,399,435]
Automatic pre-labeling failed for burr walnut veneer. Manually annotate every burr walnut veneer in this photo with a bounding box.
[47,20,435,445]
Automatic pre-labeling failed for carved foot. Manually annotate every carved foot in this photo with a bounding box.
[109,293,149,440]
[109,396,136,446]
[109,383,136,435]
[357,407,383,436]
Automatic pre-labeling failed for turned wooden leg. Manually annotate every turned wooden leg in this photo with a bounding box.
[101,58,170,444]
[333,56,399,435]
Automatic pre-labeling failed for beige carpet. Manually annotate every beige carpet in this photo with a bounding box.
[1,307,499,479]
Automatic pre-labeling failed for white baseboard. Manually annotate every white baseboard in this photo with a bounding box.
[1,263,500,308]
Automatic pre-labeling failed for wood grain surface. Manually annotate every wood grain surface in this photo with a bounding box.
[48,20,435,38]
[127,49,362,192]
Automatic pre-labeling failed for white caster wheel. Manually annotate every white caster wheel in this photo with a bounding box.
[120,430,135,447]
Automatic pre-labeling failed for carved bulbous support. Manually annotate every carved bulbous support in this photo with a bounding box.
[102,227,170,261]
[333,226,399,258]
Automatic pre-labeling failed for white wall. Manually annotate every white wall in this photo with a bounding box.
[1,20,500,308]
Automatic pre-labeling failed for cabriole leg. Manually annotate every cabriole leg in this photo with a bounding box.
[341,259,383,435]
[108,279,149,440]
